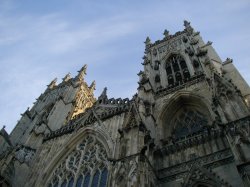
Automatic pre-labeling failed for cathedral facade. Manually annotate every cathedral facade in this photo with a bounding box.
[1,21,250,187]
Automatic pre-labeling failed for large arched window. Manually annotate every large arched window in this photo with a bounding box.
[47,135,109,187]
[165,54,190,85]
[172,108,208,139]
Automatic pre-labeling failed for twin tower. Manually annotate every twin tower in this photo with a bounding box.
[0,21,250,187]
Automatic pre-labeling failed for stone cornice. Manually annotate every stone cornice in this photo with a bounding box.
[158,148,234,182]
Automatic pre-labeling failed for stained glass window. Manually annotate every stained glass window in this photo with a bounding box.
[67,177,74,187]
[83,174,90,187]
[76,175,83,187]
[166,55,190,85]
[173,109,207,139]
[99,168,108,187]
[47,135,109,187]
[92,171,100,187]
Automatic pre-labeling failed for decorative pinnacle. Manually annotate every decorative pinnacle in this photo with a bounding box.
[63,73,71,82]
[48,78,57,89]
[89,80,96,91]
[144,36,151,45]
[184,20,191,28]
[77,64,87,80]
[184,20,194,35]
[163,29,169,38]
[78,64,87,74]
[101,87,107,97]
[98,87,108,103]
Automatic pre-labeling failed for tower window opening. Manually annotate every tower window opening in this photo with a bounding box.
[166,54,190,87]
[166,65,172,75]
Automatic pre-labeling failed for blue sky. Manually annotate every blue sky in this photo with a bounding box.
[0,0,250,133]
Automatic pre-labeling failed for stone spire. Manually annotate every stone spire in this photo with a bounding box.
[62,73,71,82]
[89,80,96,92]
[100,87,107,97]
[98,87,108,103]
[76,64,87,81]
[145,36,151,44]
[47,78,57,89]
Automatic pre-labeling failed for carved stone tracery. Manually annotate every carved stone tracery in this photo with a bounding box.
[47,135,109,187]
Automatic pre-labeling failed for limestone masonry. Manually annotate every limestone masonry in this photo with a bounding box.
[1,21,250,187]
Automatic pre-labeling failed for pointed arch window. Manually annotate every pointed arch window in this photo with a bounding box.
[172,108,208,139]
[165,54,190,85]
[47,135,109,187]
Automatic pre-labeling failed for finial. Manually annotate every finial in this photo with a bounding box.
[78,64,87,74]
[63,73,71,82]
[76,64,87,80]
[101,87,107,96]
[3,125,6,129]
[163,29,169,38]
[184,20,194,35]
[144,36,151,45]
[89,80,96,91]
[48,78,57,89]
[184,20,191,28]
[97,87,108,104]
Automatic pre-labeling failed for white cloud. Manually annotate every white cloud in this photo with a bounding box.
[0,9,140,133]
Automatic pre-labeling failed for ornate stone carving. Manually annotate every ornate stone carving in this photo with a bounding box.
[182,36,188,43]
[15,146,36,164]
[163,29,170,38]
[158,38,182,54]
[190,37,199,45]
[185,46,194,56]
[157,149,233,181]
[196,47,208,57]
[47,135,109,187]
[182,164,230,187]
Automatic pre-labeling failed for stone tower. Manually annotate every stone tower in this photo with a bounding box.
[0,21,250,187]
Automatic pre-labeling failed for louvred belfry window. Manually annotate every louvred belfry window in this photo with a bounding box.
[47,135,109,187]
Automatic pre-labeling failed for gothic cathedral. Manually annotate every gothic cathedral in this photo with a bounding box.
[1,21,250,187]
